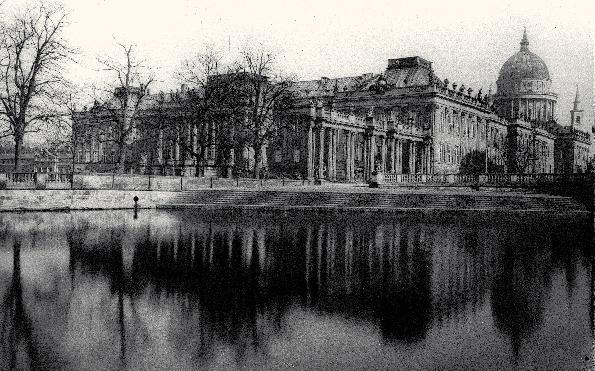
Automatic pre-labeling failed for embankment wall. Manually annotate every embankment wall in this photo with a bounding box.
[0,190,176,211]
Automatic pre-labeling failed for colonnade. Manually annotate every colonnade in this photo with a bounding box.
[306,119,432,181]
[510,98,555,122]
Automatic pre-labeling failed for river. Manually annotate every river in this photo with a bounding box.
[0,210,591,370]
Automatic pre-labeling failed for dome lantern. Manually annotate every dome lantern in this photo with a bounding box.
[520,27,529,52]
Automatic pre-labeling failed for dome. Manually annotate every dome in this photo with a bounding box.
[498,51,550,82]
[497,29,550,85]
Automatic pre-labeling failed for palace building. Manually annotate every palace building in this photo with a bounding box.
[73,30,590,178]
[267,29,589,179]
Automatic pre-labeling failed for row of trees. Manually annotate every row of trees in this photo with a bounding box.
[0,2,297,178]
[87,43,296,178]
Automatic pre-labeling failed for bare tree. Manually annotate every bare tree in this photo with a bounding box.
[96,43,154,173]
[237,47,295,178]
[41,84,91,172]
[175,47,244,176]
[0,3,75,171]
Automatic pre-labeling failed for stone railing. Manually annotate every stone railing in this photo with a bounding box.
[7,172,36,183]
[0,173,314,191]
[327,110,367,126]
[383,172,592,187]
[390,124,425,138]
[0,172,73,190]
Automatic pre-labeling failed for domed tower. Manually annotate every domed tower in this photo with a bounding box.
[494,28,558,122]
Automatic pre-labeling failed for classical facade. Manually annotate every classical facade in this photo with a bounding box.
[268,30,589,179]
[271,56,509,181]
[74,30,590,179]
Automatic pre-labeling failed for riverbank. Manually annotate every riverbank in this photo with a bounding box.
[0,189,176,211]
[0,187,588,213]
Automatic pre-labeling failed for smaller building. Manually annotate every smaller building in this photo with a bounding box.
[0,151,36,173]
[0,149,73,174]
[555,127,590,173]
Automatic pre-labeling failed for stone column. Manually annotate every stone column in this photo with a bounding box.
[380,135,387,172]
[395,139,401,173]
[419,145,424,173]
[317,124,325,180]
[389,135,396,173]
[345,131,351,181]
[307,119,314,179]
[352,131,356,181]
[363,130,374,181]
[424,144,429,173]
[327,128,334,180]
[371,135,377,177]
[410,142,416,174]
[332,129,338,180]
[404,141,410,173]
[426,144,433,174]
[326,128,332,180]
[422,143,430,174]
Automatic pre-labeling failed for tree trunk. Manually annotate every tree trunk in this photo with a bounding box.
[253,143,262,179]
[117,142,126,174]
[13,135,24,172]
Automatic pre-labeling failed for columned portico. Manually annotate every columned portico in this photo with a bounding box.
[302,102,432,181]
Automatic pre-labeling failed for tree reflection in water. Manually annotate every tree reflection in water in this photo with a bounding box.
[0,239,36,370]
[491,218,592,364]
[0,237,69,370]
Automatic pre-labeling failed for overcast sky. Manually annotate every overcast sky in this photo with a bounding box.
[5,0,595,129]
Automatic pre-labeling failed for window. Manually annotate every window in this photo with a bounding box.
[293,149,300,163]
[274,150,282,163]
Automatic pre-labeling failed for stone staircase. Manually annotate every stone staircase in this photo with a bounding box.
[158,189,588,212]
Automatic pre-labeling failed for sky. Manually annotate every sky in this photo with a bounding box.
[4,0,595,129]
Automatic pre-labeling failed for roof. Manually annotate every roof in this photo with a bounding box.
[497,30,551,83]
[290,56,440,99]
[498,50,550,82]
[290,74,378,98]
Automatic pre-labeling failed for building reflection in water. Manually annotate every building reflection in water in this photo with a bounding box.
[0,210,591,370]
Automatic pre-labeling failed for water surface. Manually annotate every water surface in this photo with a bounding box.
[0,210,591,370]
